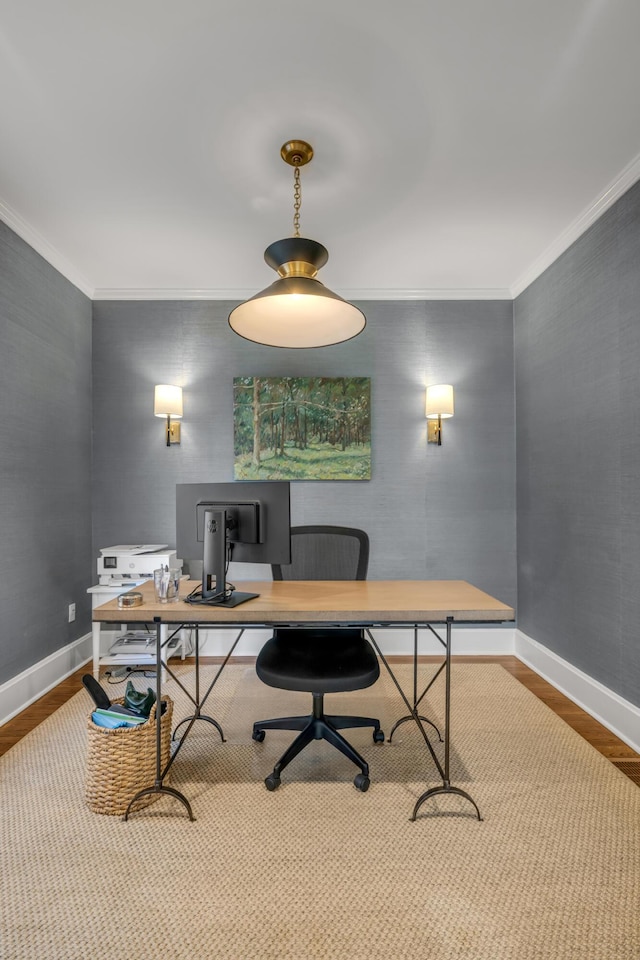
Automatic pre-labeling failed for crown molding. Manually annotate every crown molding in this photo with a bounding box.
[325,288,513,301]
[0,200,93,298]
[92,286,513,302]
[4,148,640,305]
[510,150,640,298]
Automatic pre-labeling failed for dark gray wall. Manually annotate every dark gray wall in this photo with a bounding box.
[7,166,640,708]
[0,221,93,684]
[92,298,516,607]
[514,179,640,707]
[0,216,516,688]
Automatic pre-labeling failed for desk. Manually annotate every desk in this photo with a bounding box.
[92,579,514,821]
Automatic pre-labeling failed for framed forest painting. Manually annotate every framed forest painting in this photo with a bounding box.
[233,376,371,480]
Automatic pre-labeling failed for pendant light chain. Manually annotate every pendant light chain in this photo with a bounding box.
[293,163,302,237]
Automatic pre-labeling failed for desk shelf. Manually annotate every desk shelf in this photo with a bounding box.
[88,584,186,677]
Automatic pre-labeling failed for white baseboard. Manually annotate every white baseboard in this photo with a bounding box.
[515,628,640,754]
[190,624,517,658]
[1,626,515,728]
[8,628,638,758]
[0,633,92,727]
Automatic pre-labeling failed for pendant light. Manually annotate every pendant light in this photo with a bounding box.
[228,140,366,348]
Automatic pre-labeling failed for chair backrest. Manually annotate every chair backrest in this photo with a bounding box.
[272,525,369,581]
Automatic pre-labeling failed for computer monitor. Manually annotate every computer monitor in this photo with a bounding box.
[175,481,291,607]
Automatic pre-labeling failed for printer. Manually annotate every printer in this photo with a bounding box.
[97,544,183,586]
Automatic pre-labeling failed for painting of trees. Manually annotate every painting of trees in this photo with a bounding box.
[233,377,371,480]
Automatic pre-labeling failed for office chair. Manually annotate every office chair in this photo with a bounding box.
[252,525,384,792]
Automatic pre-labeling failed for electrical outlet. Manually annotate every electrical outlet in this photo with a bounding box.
[68,603,76,623]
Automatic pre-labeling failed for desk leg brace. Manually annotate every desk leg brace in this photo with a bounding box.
[367,618,482,822]
[171,624,238,745]
[387,626,443,745]
[124,618,195,822]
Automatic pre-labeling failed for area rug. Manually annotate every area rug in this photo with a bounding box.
[1,662,638,960]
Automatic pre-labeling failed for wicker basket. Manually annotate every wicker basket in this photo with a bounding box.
[85,697,173,816]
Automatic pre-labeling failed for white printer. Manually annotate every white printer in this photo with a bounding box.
[97,544,183,586]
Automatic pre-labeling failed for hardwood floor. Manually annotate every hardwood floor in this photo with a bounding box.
[1,657,639,787]
[0,665,90,757]
[494,656,640,784]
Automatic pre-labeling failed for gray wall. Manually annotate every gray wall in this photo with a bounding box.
[0,224,515,690]
[92,298,516,607]
[0,221,93,684]
[6,167,639,709]
[514,178,640,708]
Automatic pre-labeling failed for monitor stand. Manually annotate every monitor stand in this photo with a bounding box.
[185,589,259,607]
[212,591,259,607]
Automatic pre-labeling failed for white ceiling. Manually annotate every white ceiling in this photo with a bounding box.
[1,0,640,301]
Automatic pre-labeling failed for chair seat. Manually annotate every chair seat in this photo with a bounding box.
[256,628,380,694]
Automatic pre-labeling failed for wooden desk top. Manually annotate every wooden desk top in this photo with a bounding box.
[92,579,514,625]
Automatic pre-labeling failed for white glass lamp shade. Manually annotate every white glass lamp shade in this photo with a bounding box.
[228,280,365,348]
[425,384,454,419]
[228,236,366,348]
[154,384,183,418]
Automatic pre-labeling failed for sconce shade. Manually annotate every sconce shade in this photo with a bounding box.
[154,384,183,418]
[426,384,454,419]
[228,237,365,348]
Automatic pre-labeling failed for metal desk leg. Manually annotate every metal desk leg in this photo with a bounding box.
[124,617,195,821]
[92,622,101,679]
[410,617,482,822]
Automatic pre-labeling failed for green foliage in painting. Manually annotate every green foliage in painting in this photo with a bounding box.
[233,377,371,481]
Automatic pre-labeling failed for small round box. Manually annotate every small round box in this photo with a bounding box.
[117,591,143,609]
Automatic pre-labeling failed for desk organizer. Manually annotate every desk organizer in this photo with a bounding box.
[85,697,173,816]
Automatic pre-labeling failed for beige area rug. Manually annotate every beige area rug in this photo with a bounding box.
[1,662,639,960]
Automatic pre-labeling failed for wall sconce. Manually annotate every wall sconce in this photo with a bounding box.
[154,384,183,446]
[426,384,454,446]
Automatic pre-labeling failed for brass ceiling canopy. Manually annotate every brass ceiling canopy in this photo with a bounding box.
[280,140,314,167]
[228,140,366,349]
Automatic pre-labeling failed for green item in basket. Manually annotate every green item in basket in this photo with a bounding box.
[123,680,156,717]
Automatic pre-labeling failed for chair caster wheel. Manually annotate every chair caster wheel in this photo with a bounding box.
[354,773,370,792]
[252,729,265,742]
[265,774,281,791]
[373,729,385,743]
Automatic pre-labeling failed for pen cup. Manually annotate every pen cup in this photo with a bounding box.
[153,567,170,603]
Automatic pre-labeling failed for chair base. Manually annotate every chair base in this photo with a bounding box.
[253,693,384,790]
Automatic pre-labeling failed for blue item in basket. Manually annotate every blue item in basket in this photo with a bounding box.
[91,711,139,729]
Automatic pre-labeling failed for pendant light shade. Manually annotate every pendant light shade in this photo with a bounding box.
[228,141,366,349]
[228,237,365,348]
